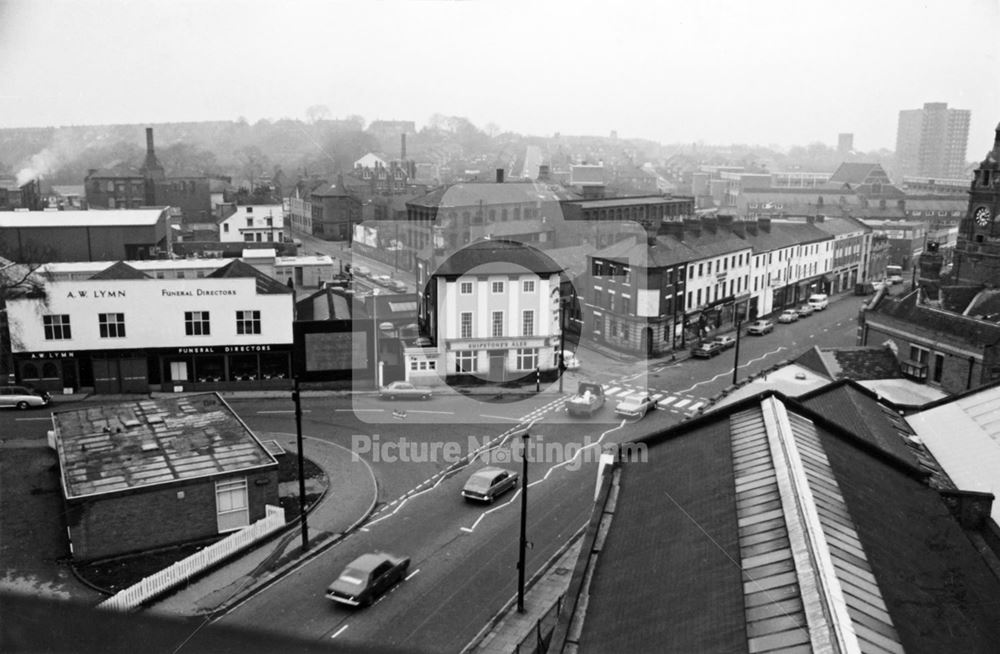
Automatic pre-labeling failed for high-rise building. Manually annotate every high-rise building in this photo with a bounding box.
[895,102,971,179]
[837,133,853,154]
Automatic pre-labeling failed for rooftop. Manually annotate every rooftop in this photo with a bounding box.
[0,208,168,228]
[53,394,277,500]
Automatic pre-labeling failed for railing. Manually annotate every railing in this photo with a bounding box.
[99,504,285,612]
[514,594,565,654]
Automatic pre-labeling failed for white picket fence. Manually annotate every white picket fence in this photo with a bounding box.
[99,504,286,612]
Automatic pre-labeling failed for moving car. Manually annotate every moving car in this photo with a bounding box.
[326,552,410,607]
[0,385,51,410]
[807,293,829,310]
[462,466,519,503]
[566,381,605,417]
[379,380,432,400]
[796,304,814,317]
[746,319,774,335]
[778,309,799,323]
[691,341,723,358]
[615,392,655,419]
[712,335,737,350]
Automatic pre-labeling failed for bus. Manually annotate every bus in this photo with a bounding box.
[885,265,903,284]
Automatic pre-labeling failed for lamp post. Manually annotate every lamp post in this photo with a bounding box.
[558,295,567,393]
[371,289,380,390]
[732,313,743,386]
[517,431,530,613]
[292,377,309,550]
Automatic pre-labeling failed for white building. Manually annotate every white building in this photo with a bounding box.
[219,204,285,243]
[6,260,294,394]
[410,240,564,384]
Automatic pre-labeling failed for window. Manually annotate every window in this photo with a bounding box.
[522,310,535,336]
[246,217,254,227]
[185,311,211,336]
[460,312,473,339]
[516,348,538,370]
[43,315,72,340]
[236,310,261,335]
[491,281,505,294]
[909,345,929,364]
[223,223,230,233]
[216,478,249,532]
[492,311,504,337]
[244,234,254,242]
[522,280,535,293]
[266,218,273,227]
[460,281,473,294]
[98,313,126,338]
[456,351,477,373]
[933,353,944,383]
[621,296,631,314]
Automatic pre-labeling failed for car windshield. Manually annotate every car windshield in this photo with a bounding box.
[466,475,495,491]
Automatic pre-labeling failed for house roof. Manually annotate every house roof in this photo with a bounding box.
[0,208,168,228]
[828,162,886,185]
[205,259,292,295]
[89,261,151,280]
[865,288,1000,342]
[296,287,352,321]
[407,182,565,209]
[431,239,564,278]
[794,345,903,381]
[558,391,1000,653]
[52,394,277,500]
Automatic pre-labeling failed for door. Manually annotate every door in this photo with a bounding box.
[121,357,149,393]
[93,358,117,394]
[489,350,506,382]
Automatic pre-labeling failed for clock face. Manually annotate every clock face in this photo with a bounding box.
[975,206,992,227]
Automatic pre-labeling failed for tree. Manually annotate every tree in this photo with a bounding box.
[0,240,56,380]
[306,104,332,123]
[235,145,270,191]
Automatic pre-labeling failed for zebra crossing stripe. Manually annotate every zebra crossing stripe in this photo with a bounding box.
[604,386,621,396]
[673,398,691,409]
[657,396,677,407]
[687,402,704,412]
[650,393,664,402]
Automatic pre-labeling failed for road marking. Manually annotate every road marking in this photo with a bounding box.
[650,393,664,402]
[337,408,383,412]
[687,401,704,412]
[405,410,454,415]
[15,417,52,421]
[405,568,420,581]
[257,410,311,414]
[603,386,621,395]
[331,625,348,639]
[480,414,521,422]
[673,398,691,409]
[657,396,677,406]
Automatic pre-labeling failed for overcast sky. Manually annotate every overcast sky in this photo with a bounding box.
[1,0,997,152]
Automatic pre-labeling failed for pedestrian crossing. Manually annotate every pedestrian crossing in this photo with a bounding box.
[599,384,706,414]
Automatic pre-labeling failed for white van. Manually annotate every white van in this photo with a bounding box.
[808,293,829,310]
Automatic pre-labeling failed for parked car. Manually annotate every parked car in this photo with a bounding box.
[373,274,393,286]
[747,319,775,335]
[462,466,519,503]
[887,274,904,285]
[326,552,410,607]
[778,309,799,323]
[388,280,408,293]
[691,341,723,358]
[712,335,737,350]
[615,392,655,419]
[0,385,50,410]
[353,265,371,278]
[560,351,581,370]
[796,304,814,317]
[379,380,432,400]
[807,293,829,310]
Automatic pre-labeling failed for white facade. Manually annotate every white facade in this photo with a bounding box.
[7,277,294,355]
[684,247,755,312]
[219,205,285,243]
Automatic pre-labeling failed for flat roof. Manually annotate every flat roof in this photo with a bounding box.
[0,208,167,228]
[43,255,334,274]
[53,393,277,500]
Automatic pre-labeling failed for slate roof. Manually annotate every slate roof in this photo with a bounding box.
[828,162,886,185]
[431,239,564,278]
[53,394,277,500]
[408,182,565,209]
[295,287,352,321]
[205,259,292,295]
[592,234,703,269]
[555,391,1000,653]
[88,261,151,281]
[794,345,903,381]
[738,221,830,252]
[866,288,1000,343]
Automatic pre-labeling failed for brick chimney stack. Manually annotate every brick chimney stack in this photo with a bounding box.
[496,168,505,184]
[401,133,407,160]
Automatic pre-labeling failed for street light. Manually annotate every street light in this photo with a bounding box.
[292,377,309,551]
[371,289,380,390]
[517,431,530,613]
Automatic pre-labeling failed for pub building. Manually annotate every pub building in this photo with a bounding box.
[6,260,295,394]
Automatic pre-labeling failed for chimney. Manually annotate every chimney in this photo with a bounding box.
[702,216,718,234]
[659,220,685,241]
[146,127,155,155]
[496,168,505,184]
[718,214,734,227]
[745,221,758,236]
[401,133,407,160]
[758,217,771,233]
[683,217,701,238]
[939,489,994,531]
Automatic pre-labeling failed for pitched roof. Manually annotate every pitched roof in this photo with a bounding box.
[794,345,902,381]
[89,261,151,281]
[865,288,1000,343]
[407,182,565,209]
[828,162,885,185]
[556,391,1000,653]
[431,239,564,278]
[205,259,292,294]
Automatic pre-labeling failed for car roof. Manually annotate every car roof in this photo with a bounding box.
[471,466,509,479]
[347,553,388,571]
[620,393,648,402]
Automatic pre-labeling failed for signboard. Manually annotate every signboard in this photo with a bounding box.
[446,337,549,351]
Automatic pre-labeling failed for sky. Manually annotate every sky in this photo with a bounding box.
[0,0,998,152]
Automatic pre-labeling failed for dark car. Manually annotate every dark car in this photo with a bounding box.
[326,552,410,607]
[0,385,51,410]
[691,341,723,358]
[462,466,519,503]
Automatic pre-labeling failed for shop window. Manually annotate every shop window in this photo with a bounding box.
[516,348,538,370]
[42,362,59,378]
[98,313,126,338]
[492,311,504,337]
[185,311,211,336]
[236,310,261,335]
[522,310,534,336]
[216,478,249,532]
[456,351,477,373]
[229,354,259,381]
[261,352,289,379]
[168,360,189,382]
[43,314,72,340]
[244,234,254,242]
[195,355,225,383]
[22,363,39,379]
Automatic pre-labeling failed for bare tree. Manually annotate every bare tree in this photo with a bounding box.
[0,240,55,381]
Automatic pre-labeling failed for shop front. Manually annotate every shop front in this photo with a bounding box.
[157,344,293,392]
[17,351,80,394]
[445,336,556,384]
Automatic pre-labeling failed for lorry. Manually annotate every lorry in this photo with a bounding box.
[566,381,605,417]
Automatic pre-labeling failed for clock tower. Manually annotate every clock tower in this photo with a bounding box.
[953,122,1000,286]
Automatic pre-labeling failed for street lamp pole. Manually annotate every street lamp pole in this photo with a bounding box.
[732,312,743,386]
[372,289,380,390]
[292,377,309,550]
[558,296,566,393]
[517,431,529,613]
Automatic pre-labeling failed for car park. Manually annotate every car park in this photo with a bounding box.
[326,552,410,607]
[807,293,829,310]
[379,380,432,400]
[614,393,655,419]
[712,335,737,350]
[691,341,723,358]
[778,309,799,323]
[462,466,519,503]
[0,385,51,410]
[796,304,814,317]
[746,319,774,335]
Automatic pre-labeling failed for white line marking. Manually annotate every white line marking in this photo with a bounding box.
[257,410,312,414]
[15,417,52,421]
[331,625,348,639]
[479,414,521,421]
[673,398,691,409]
[405,568,420,581]
[604,386,621,395]
[404,410,455,415]
[687,401,704,412]
[657,396,677,406]
[337,408,384,412]
[650,393,664,402]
